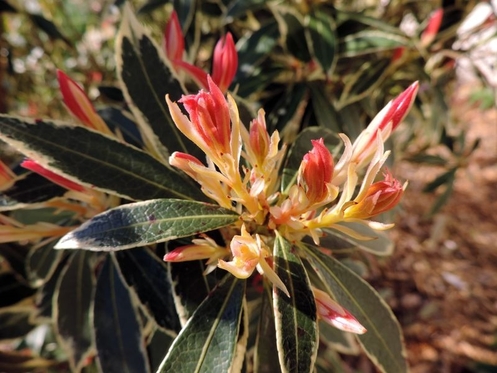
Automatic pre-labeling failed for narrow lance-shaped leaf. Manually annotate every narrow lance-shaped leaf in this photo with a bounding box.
[0,115,204,201]
[157,276,245,373]
[114,247,181,333]
[116,5,200,162]
[304,244,408,373]
[254,287,281,373]
[304,11,337,74]
[54,251,93,373]
[273,233,318,373]
[94,255,151,373]
[56,199,239,251]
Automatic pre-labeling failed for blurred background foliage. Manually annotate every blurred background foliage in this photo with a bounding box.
[0,0,495,371]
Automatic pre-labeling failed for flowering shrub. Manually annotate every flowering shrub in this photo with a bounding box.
[1,2,481,372]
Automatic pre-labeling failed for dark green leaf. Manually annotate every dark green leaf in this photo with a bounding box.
[137,0,168,14]
[254,287,281,373]
[0,243,29,280]
[114,247,181,333]
[338,59,390,109]
[157,276,245,373]
[266,83,308,134]
[407,153,447,166]
[35,257,67,320]
[280,12,311,62]
[117,6,201,161]
[55,250,94,372]
[423,168,456,193]
[305,11,337,74]
[0,115,204,201]
[282,127,340,193]
[56,199,239,251]
[94,255,150,373]
[27,240,65,286]
[0,273,35,307]
[273,233,318,373]
[148,329,175,372]
[173,0,196,30]
[339,31,408,57]
[308,82,341,133]
[235,21,279,82]
[427,178,455,216]
[29,14,71,45]
[98,107,143,148]
[168,259,211,324]
[304,245,408,373]
[226,0,267,21]
[323,222,394,256]
[0,173,66,209]
[0,307,35,340]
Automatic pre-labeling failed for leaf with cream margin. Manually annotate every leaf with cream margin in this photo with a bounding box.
[55,199,239,251]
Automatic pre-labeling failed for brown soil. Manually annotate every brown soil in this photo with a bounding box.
[378,84,497,372]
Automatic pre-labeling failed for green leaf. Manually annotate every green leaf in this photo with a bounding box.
[29,13,71,45]
[54,251,94,373]
[323,222,394,256]
[0,173,66,210]
[56,199,239,251]
[339,31,408,57]
[254,287,281,373]
[114,247,181,333]
[0,306,35,340]
[279,11,311,62]
[337,59,390,110]
[0,243,29,280]
[266,83,308,134]
[167,259,211,325]
[308,82,341,133]
[282,127,340,193]
[0,115,204,201]
[406,153,447,166]
[304,11,337,74]
[423,168,457,193]
[0,273,35,307]
[27,240,65,286]
[94,255,151,373]
[35,258,67,320]
[157,276,245,373]
[116,5,200,162]
[273,233,318,373]
[304,245,408,373]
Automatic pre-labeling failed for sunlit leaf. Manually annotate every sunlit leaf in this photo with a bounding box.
[0,115,204,201]
[273,233,318,373]
[157,276,245,373]
[56,199,239,251]
[304,245,408,373]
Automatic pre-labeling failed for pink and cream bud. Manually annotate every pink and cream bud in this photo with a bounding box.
[313,288,366,334]
[163,10,184,62]
[211,33,238,93]
[344,171,404,220]
[169,151,204,179]
[248,112,270,167]
[421,9,444,47]
[299,138,334,204]
[351,81,419,164]
[57,70,112,135]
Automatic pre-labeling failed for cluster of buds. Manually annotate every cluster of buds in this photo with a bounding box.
[164,69,418,333]
[163,11,238,93]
